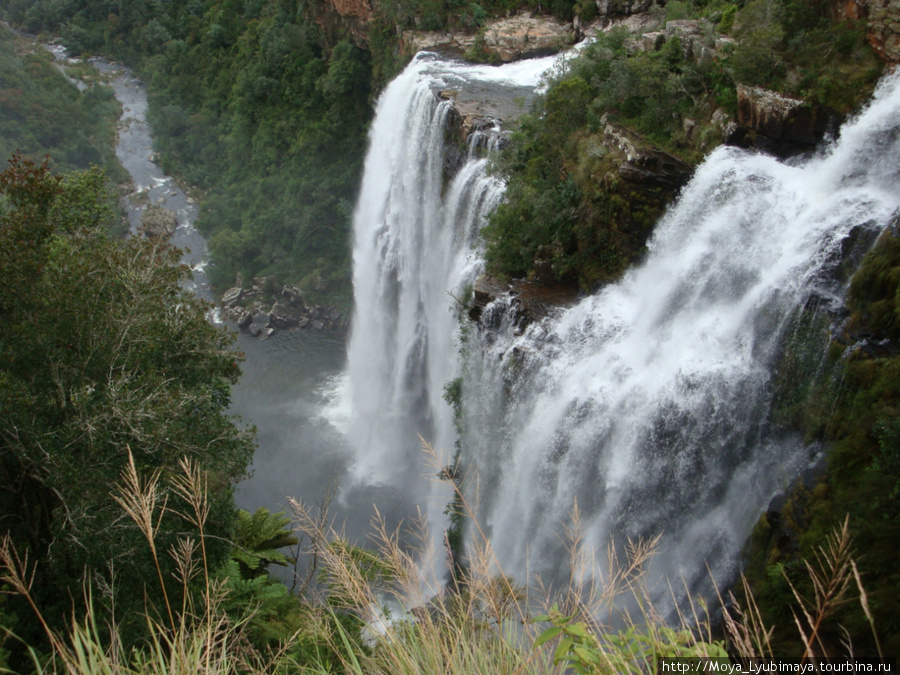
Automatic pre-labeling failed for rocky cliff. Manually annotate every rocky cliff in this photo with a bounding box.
[402,12,578,62]
[312,0,374,48]
[832,0,900,62]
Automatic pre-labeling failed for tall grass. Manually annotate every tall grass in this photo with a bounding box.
[0,446,884,673]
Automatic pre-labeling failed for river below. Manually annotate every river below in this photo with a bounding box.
[90,56,426,557]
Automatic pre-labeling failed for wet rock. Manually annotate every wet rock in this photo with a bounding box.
[222,287,243,307]
[237,310,253,330]
[730,84,843,157]
[469,275,511,322]
[468,274,578,328]
[252,311,271,329]
[271,302,303,328]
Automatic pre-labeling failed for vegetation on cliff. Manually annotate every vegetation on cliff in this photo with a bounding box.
[743,224,900,658]
[0,154,256,668]
[1,0,375,306]
[483,0,880,289]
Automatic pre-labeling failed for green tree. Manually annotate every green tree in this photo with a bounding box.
[0,154,254,661]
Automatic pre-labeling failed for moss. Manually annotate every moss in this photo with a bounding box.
[742,224,900,658]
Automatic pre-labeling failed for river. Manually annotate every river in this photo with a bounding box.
[90,55,439,552]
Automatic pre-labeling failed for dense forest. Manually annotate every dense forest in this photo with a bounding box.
[0,27,126,182]
[0,0,898,670]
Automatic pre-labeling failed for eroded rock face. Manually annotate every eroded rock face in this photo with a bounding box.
[866,0,900,62]
[602,124,693,190]
[481,13,576,61]
[328,0,372,19]
[819,0,900,63]
[468,274,579,331]
[313,0,373,48]
[731,84,843,156]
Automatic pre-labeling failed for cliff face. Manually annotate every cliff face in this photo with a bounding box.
[865,0,900,62]
[401,12,578,62]
[313,0,374,48]
[328,0,373,18]
[830,0,900,62]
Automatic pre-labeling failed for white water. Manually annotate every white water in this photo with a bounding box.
[344,49,900,604]
[462,69,900,604]
[344,53,564,549]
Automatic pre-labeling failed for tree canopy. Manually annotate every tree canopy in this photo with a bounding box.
[0,154,255,657]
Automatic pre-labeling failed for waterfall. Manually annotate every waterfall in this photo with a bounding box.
[461,69,900,605]
[343,53,559,550]
[345,47,900,606]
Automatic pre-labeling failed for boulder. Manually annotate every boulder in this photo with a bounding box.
[732,84,843,156]
[402,11,576,62]
[141,206,178,238]
[865,0,900,63]
[481,13,575,61]
[665,19,703,59]
[222,286,243,307]
[237,310,253,330]
[251,311,271,329]
[270,302,303,328]
[281,285,304,306]
[603,124,693,190]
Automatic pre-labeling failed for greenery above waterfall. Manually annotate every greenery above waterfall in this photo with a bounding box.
[483,0,881,290]
[1,0,882,302]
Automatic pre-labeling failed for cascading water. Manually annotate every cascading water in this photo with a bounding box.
[343,53,561,552]
[461,69,900,607]
[345,45,900,609]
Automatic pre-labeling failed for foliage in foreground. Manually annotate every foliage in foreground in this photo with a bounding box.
[0,440,887,673]
[0,155,255,667]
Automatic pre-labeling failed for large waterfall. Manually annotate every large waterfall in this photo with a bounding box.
[344,51,900,601]
[343,53,561,552]
[462,69,900,603]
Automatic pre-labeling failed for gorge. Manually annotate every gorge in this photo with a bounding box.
[3,0,899,661]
